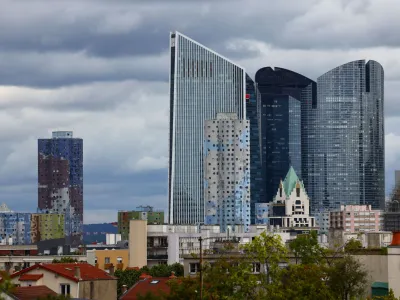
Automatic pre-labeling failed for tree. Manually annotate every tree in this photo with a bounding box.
[0,271,15,300]
[52,257,78,263]
[326,255,368,300]
[115,268,141,297]
[344,238,363,253]
[242,231,287,285]
[289,231,324,264]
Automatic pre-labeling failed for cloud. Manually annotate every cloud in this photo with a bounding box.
[0,0,399,223]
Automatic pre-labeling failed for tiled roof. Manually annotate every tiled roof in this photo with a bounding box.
[120,277,172,300]
[12,285,57,300]
[19,273,43,281]
[11,263,116,282]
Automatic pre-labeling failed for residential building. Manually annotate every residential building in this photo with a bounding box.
[10,263,117,300]
[314,211,330,234]
[310,60,384,213]
[38,131,83,246]
[118,206,164,240]
[255,67,316,206]
[255,203,269,225]
[86,249,129,272]
[329,205,383,232]
[204,113,250,232]
[129,220,291,268]
[168,31,246,224]
[31,213,65,243]
[267,167,316,231]
[246,74,264,224]
[0,211,31,245]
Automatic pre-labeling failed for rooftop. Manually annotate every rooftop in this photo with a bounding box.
[11,285,57,300]
[120,276,174,300]
[19,273,43,281]
[11,262,116,282]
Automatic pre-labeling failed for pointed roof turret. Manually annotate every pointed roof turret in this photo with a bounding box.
[282,167,301,196]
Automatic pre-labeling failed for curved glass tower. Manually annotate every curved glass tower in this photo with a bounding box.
[255,67,316,204]
[311,60,384,212]
[168,32,246,224]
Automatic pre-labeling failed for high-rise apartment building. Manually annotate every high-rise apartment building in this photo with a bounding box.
[168,32,246,224]
[204,113,250,232]
[38,131,83,245]
[255,67,316,204]
[330,205,383,232]
[246,75,264,224]
[310,60,384,212]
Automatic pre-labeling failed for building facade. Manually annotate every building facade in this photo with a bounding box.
[246,74,264,224]
[255,67,316,205]
[204,113,250,232]
[268,167,316,230]
[310,60,384,213]
[168,32,246,224]
[38,131,83,245]
[118,206,164,240]
[30,214,65,243]
[0,212,31,245]
[330,205,383,232]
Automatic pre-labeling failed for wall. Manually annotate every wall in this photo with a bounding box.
[94,249,129,271]
[129,220,147,268]
[354,255,388,297]
[79,279,117,300]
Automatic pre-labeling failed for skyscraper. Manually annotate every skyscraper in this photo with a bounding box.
[310,60,384,212]
[38,131,83,245]
[168,32,246,224]
[255,67,316,204]
[204,113,250,232]
[246,74,264,224]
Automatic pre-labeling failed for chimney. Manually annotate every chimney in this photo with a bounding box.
[109,265,115,276]
[121,285,128,294]
[74,266,81,279]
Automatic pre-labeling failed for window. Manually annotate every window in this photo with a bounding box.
[117,257,123,264]
[190,263,200,274]
[252,263,261,273]
[94,257,98,264]
[105,257,110,264]
[60,284,71,295]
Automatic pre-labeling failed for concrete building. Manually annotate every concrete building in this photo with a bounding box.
[129,220,291,268]
[314,212,330,234]
[204,113,250,232]
[267,167,316,231]
[10,263,116,300]
[31,213,65,243]
[255,203,269,225]
[87,249,129,272]
[168,32,246,225]
[330,205,383,232]
[118,206,164,240]
[38,131,83,246]
[328,229,392,249]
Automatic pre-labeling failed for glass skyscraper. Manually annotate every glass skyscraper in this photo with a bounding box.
[168,32,246,224]
[246,74,264,224]
[255,67,316,204]
[310,60,384,213]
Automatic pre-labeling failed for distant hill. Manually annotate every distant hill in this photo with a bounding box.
[83,223,118,244]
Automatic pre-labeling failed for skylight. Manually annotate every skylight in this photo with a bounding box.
[150,280,159,284]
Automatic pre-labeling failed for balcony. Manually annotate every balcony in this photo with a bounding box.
[104,263,113,269]
[116,263,124,270]
[147,255,168,260]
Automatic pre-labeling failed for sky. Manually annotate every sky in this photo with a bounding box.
[1,0,400,223]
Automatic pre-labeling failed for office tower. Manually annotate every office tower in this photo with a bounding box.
[204,113,250,232]
[255,67,316,204]
[168,32,246,224]
[396,171,400,187]
[311,60,384,212]
[246,74,264,224]
[38,131,83,245]
[118,206,164,240]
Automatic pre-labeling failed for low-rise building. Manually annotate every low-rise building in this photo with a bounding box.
[1,285,58,300]
[10,262,117,300]
[87,249,129,272]
[330,205,383,233]
[118,206,164,240]
[129,220,292,268]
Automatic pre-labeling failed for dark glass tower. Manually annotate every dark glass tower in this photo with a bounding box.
[312,60,384,212]
[255,67,316,204]
[246,74,264,224]
[38,131,83,245]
